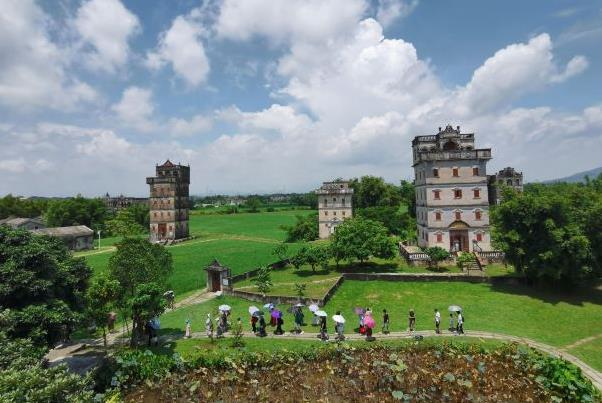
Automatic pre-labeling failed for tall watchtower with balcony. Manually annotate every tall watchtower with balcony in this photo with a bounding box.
[146,160,190,242]
[316,180,353,239]
[412,125,492,252]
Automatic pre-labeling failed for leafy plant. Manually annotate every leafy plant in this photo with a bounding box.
[294,283,307,299]
[251,266,273,296]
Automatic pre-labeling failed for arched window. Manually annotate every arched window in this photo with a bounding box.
[443,141,458,151]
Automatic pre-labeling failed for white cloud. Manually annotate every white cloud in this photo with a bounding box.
[455,34,588,114]
[111,86,156,132]
[215,0,366,44]
[0,0,98,110]
[168,114,213,137]
[74,0,141,73]
[146,11,210,87]
[0,158,27,173]
[376,0,418,28]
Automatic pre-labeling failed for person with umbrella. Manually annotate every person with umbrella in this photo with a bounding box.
[315,310,328,340]
[206,313,213,339]
[257,311,267,337]
[185,318,192,338]
[408,309,416,332]
[274,309,284,335]
[448,305,461,332]
[309,303,320,326]
[249,306,259,333]
[434,309,441,334]
[354,307,366,334]
[382,309,390,334]
[457,310,464,334]
[333,311,345,341]
[293,304,304,334]
[364,310,376,341]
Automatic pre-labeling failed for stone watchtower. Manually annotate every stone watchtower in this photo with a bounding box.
[146,160,190,242]
[487,167,523,205]
[412,125,492,252]
[316,180,353,239]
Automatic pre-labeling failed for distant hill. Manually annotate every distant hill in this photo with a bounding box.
[543,166,602,184]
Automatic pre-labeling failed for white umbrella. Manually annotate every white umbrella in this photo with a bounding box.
[263,303,274,310]
[294,303,305,308]
[219,304,231,311]
[309,304,319,313]
[448,305,462,313]
[248,306,259,315]
[315,310,327,317]
[332,314,345,324]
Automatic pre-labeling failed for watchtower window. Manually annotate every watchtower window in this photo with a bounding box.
[473,167,479,176]
[433,168,439,177]
[443,141,458,151]
[452,168,459,177]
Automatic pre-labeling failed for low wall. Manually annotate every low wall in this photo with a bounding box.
[223,289,321,306]
[342,272,489,283]
[229,259,289,284]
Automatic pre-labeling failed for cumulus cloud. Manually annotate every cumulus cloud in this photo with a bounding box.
[455,34,588,114]
[168,114,213,137]
[74,0,141,73]
[215,0,366,44]
[376,0,418,28]
[0,0,98,110]
[146,10,210,87]
[111,86,156,132]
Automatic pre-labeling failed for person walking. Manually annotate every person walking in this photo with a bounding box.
[294,307,304,334]
[333,311,345,341]
[318,316,328,341]
[274,312,284,335]
[185,319,192,338]
[251,313,258,334]
[408,309,416,332]
[457,311,464,334]
[257,313,267,337]
[206,314,214,339]
[434,309,441,334]
[382,309,390,334]
[449,313,455,332]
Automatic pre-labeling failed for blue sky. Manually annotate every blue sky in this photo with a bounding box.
[1,0,601,196]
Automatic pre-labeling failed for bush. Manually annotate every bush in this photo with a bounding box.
[282,213,318,242]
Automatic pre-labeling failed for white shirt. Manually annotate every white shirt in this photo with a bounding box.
[435,311,441,322]
[457,313,463,324]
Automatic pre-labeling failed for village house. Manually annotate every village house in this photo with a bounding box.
[32,225,94,251]
[316,180,354,239]
[0,217,46,230]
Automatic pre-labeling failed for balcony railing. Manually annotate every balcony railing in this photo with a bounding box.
[414,149,491,164]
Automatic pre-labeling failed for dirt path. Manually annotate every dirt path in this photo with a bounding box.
[562,333,602,350]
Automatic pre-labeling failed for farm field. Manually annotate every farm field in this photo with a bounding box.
[80,210,311,297]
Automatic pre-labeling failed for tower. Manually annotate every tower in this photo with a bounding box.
[146,160,190,242]
[316,180,353,239]
[412,125,492,252]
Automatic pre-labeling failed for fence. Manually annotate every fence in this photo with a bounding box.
[477,251,506,264]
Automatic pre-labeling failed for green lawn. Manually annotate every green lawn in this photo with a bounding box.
[568,337,602,372]
[189,209,313,241]
[157,280,602,371]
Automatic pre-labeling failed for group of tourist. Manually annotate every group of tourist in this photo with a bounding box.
[189,303,465,341]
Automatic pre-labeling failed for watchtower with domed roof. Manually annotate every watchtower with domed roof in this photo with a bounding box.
[146,160,190,242]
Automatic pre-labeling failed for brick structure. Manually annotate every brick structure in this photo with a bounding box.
[316,180,353,239]
[412,125,492,252]
[146,160,190,242]
[103,193,148,212]
[487,167,523,205]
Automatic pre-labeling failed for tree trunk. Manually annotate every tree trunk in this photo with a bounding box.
[102,327,107,348]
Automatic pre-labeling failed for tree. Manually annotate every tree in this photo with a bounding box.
[456,252,476,270]
[108,238,173,302]
[330,217,396,264]
[272,243,289,262]
[86,275,120,348]
[491,186,595,285]
[126,203,150,229]
[349,176,402,208]
[424,246,450,269]
[129,283,167,346]
[251,266,273,296]
[45,196,109,233]
[105,208,146,237]
[0,226,91,347]
[282,213,318,242]
[245,196,262,213]
[290,245,308,270]
[0,194,48,220]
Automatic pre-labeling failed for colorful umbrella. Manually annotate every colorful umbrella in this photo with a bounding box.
[271,310,282,319]
[448,305,462,313]
[332,314,346,324]
[315,310,327,317]
[248,306,259,315]
[218,304,231,311]
[354,307,366,315]
[364,315,375,329]
[309,304,319,313]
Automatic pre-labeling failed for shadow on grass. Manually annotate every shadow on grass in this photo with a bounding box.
[425,266,455,273]
[488,280,602,306]
[293,269,331,277]
[333,262,398,274]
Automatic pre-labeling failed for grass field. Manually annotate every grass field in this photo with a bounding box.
[81,211,311,297]
[157,280,602,370]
